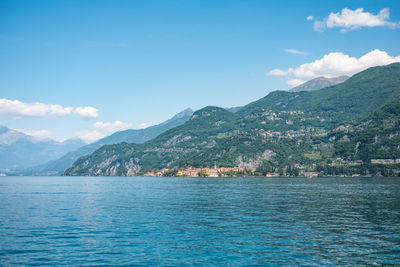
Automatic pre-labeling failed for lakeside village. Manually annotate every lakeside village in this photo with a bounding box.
[0,158,399,177]
[144,158,400,178]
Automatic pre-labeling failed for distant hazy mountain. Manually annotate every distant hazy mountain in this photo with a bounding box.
[289,75,349,92]
[0,127,85,171]
[24,108,194,175]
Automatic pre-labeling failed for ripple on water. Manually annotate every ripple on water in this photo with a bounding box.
[0,176,399,265]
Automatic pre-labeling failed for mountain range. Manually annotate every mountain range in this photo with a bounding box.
[65,63,400,177]
[0,127,85,172]
[22,108,194,175]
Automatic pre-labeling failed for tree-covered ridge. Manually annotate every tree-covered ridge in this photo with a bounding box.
[23,108,194,175]
[238,63,400,122]
[329,97,400,162]
[65,63,400,177]
[65,106,243,175]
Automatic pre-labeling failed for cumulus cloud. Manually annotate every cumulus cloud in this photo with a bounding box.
[268,49,400,85]
[92,120,133,132]
[0,99,98,119]
[287,79,305,87]
[307,16,314,21]
[284,49,308,55]
[74,107,99,119]
[74,120,134,143]
[268,69,287,76]
[137,123,150,129]
[74,130,106,143]
[14,128,54,138]
[75,120,147,143]
[314,8,400,32]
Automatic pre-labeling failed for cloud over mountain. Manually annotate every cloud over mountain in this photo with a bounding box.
[14,128,54,138]
[92,121,133,132]
[0,99,98,118]
[74,120,135,143]
[74,130,106,143]
[268,49,400,84]
[287,79,306,87]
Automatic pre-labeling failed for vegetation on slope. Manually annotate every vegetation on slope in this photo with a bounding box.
[24,108,193,175]
[65,63,400,177]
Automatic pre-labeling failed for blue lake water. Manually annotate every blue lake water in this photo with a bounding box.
[0,176,399,265]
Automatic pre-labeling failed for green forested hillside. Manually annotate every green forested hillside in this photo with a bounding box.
[65,107,242,175]
[238,63,400,125]
[329,98,400,162]
[24,108,193,175]
[65,63,400,177]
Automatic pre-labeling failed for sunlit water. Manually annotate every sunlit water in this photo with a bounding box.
[0,176,399,265]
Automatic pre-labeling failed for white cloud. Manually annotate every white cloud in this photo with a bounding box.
[268,49,400,85]
[74,106,99,119]
[92,120,133,132]
[287,79,305,87]
[137,123,150,129]
[76,120,147,143]
[0,99,98,119]
[313,20,326,32]
[75,120,151,143]
[14,128,53,138]
[74,130,106,143]
[307,16,314,21]
[75,120,134,143]
[314,8,400,32]
[268,69,288,76]
[284,49,308,55]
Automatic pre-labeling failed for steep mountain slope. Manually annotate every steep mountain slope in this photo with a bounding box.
[238,63,400,126]
[65,107,241,175]
[0,127,85,171]
[289,76,349,92]
[303,97,400,177]
[96,108,194,145]
[25,108,193,175]
[329,98,400,162]
[65,63,400,177]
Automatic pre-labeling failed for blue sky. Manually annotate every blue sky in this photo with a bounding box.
[1,0,400,142]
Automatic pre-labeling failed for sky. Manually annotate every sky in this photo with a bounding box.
[1,0,400,142]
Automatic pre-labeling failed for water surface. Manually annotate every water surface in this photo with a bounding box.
[0,176,399,265]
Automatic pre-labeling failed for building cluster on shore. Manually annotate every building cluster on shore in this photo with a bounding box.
[143,157,400,178]
[145,167,247,177]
